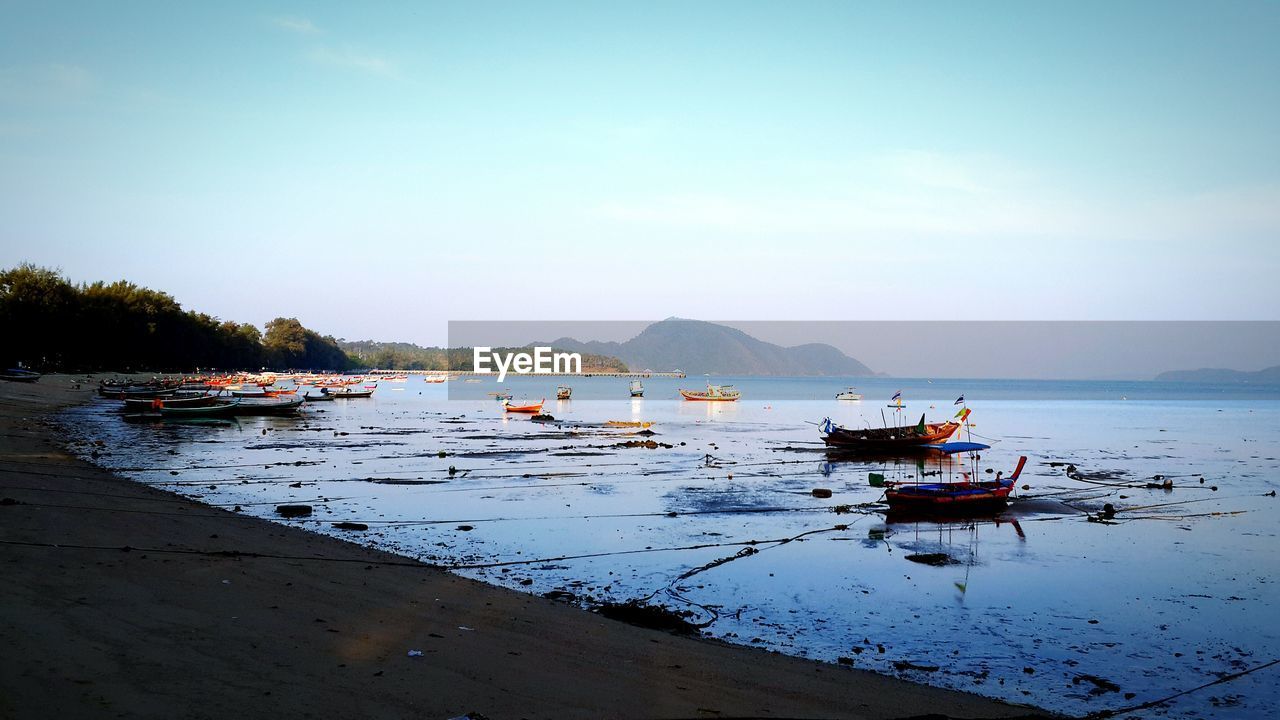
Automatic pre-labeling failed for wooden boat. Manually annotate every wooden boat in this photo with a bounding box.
[835,387,862,401]
[123,394,220,413]
[556,386,572,400]
[0,368,41,383]
[679,384,740,401]
[233,395,305,415]
[303,393,335,402]
[883,456,1026,511]
[819,415,960,449]
[503,398,544,413]
[629,380,644,397]
[330,388,374,398]
[159,399,240,418]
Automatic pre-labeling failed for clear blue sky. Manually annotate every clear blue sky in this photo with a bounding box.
[2,2,1278,346]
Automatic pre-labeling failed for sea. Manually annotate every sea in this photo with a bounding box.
[62,375,1280,718]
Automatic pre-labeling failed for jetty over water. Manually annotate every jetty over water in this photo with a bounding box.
[368,369,686,378]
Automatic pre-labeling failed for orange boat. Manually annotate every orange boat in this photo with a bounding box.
[679,384,741,401]
[503,398,545,413]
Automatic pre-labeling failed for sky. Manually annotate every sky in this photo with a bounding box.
[2,2,1279,359]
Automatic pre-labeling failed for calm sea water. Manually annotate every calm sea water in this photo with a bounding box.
[63,376,1280,718]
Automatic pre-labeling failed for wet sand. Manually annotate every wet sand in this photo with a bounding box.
[0,378,1052,719]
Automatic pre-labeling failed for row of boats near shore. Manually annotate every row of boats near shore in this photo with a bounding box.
[96,373,379,417]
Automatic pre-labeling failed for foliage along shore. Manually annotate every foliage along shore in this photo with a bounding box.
[1,264,628,374]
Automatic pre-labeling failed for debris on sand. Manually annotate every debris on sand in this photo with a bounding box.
[904,553,962,567]
[1073,673,1122,695]
[893,660,941,672]
[275,504,313,518]
[595,600,702,635]
[332,522,368,531]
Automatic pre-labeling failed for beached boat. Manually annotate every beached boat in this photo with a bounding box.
[233,395,304,415]
[123,393,220,413]
[629,380,644,397]
[835,387,862,401]
[819,415,960,449]
[557,386,572,400]
[159,399,240,418]
[503,398,544,413]
[0,368,41,383]
[881,456,1026,511]
[679,384,740,402]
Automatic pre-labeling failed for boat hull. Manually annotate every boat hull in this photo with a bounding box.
[822,420,960,449]
[679,390,740,401]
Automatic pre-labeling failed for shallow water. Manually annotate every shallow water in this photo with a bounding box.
[64,376,1280,718]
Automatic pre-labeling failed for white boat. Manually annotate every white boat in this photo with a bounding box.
[556,386,572,400]
[629,380,644,397]
[835,387,863,401]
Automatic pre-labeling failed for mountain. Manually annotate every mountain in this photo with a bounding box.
[1155,365,1280,384]
[546,319,874,376]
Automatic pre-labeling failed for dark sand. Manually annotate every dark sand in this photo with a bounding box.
[0,378,1052,719]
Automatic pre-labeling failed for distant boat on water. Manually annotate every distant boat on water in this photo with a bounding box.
[629,380,644,397]
[557,386,572,400]
[835,387,862,401]
[679,384,740,402]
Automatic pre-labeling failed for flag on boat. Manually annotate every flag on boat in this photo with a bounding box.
[954,407,971,421]
[820,417,834,434]
[954,395,965,405]
[891,391,901,401]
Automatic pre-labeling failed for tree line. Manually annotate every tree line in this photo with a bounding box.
[0,264,352,372]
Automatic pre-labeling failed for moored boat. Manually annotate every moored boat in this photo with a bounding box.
[503,398,544,413]
[835,387,862,401]
[557,386,572,400]
[1,368,41,383]
[679,384,740,401]
[303,392,335,402]
[159,399,241,418]
[882,456,1026,511]
[330,388,374,398]
[629,380,644,397]
[819,415,960,449]
[233,394,305,415]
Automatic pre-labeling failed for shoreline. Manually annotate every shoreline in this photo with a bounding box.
[1,377,1053,719]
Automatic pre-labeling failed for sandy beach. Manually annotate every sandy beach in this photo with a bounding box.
[0,377,1052,719]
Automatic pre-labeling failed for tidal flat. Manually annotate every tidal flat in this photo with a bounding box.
[64,375,1280,718]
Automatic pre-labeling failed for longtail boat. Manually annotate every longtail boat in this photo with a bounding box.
[159,399,240,418]
[556,386,572,400]
[679,384,740,401]
[303,393,335,402]
[233,395,305,415]
[819,414,960,449]
[503,398,544,413]
[1,368,41,383]
[883,456,1026,511]
[123,394,220,413]
[629,380,644,397]
[330,388,374,398]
